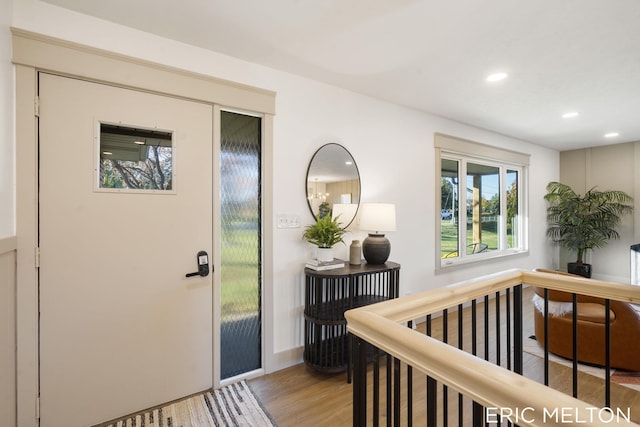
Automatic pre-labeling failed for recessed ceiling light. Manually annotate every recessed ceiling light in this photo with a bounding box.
[102,151,113,155]
[134,140,146,145]
[486,72,508,82]
[604,132,619,138]
[562,112,579,119]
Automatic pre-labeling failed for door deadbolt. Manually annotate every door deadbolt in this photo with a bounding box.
[186,250,210,277]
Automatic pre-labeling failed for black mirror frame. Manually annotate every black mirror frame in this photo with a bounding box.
[305,143,360,228]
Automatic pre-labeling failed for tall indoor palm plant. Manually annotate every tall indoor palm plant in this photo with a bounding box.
[544,181,633,277]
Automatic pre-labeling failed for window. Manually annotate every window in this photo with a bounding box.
[98,123,173,192]
[436,133,528,268]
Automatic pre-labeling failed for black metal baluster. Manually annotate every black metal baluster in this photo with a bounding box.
[484,295,490,362]
[387,349,392,427]
[426,314,437,427]
[458,304,464,426]
[572,292,578,398]
[495,291,501,367]
[407,320,413,427]
[513,285,523,376]
[605,298,611,408]
[442,309,449,427]
[394,357,401,426]
[472,299,477,356]
[471,299,483,425]
[506,288,513,427]
[543,288,549,385]
[373,347,380,427]
[352,336,367,427]
[506,288,512,371]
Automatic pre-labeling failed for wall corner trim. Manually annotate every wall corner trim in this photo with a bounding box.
[0,236,17,255]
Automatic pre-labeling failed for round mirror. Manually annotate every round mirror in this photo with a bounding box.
[306,143,360,227]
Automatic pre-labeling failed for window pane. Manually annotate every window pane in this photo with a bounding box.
[99,124,173,190]
[466,163,499,254]
[506,169,519,249]
[441,158,459,258]
[438,140,528,267]
[220,111,262,379]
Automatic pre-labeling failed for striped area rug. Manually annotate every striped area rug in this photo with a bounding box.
[103,381,276,427]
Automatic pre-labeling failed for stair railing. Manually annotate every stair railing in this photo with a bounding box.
[345,268,640,426]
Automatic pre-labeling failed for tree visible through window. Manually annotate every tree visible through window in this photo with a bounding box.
[99,123,173,190]
[436,133,528,267]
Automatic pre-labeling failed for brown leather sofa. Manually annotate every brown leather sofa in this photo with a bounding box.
[533,270,640,372]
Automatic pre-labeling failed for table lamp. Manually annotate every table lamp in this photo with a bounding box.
[358,203,396,264]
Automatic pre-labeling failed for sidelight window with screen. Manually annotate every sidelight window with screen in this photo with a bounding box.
[436,133,528,268]
[98,123,173,191]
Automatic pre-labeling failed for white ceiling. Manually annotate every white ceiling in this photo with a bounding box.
[42,0,640,151]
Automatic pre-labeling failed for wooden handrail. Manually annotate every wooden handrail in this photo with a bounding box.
[345,269,640,426]
[522,269,640,302]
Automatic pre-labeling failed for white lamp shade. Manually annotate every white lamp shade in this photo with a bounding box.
[359,203,396,233]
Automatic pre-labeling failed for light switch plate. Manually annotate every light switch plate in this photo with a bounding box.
[277,214,301,228]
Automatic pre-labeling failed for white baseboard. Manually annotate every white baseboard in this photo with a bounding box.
[266,346,303,374]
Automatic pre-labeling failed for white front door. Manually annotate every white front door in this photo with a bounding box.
[38,73,213,426]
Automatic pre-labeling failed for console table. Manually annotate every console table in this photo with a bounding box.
[303,261,400,378]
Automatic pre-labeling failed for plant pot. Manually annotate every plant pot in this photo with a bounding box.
[316,247,334,262]
[568,262,592,278]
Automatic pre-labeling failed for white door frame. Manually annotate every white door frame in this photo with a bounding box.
[14,29,275,427]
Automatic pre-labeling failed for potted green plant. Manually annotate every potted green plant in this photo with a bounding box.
[302,214,346,261]
[544,181,633,278]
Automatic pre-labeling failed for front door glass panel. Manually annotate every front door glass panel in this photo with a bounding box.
[220,111,262,379]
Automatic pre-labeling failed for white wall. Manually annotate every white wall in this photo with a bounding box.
[12,0,558,365]
[560,143,638,283]
[0,0,13,239]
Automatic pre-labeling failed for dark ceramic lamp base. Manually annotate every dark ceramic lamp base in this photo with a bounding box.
[362,233,390,264]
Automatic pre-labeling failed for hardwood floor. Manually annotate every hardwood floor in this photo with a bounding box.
[250,363,354,426]
[250,287,640,426]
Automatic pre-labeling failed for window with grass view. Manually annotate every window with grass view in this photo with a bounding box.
[437,134,528,267]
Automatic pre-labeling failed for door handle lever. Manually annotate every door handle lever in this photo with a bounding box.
[185,250,210,278]
[185,270,205,277]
